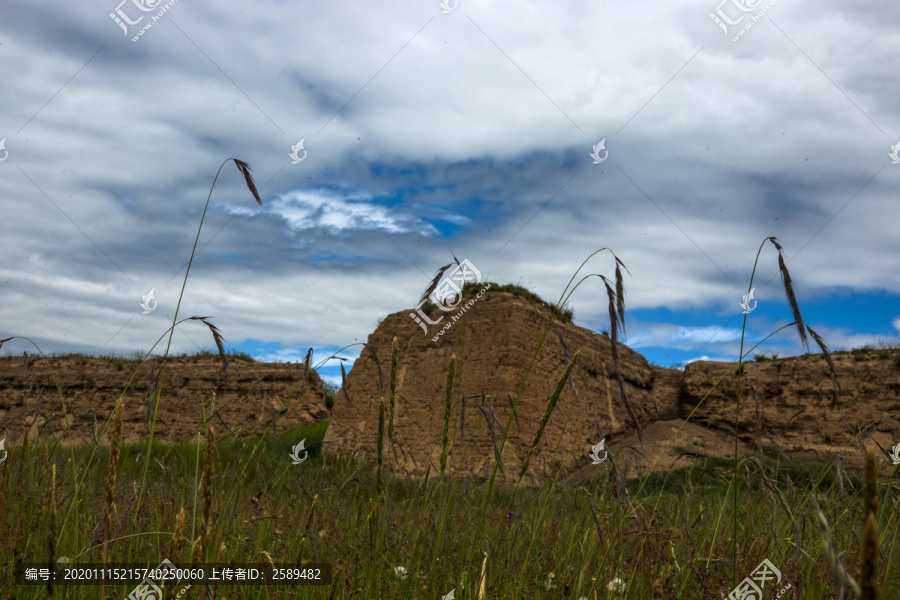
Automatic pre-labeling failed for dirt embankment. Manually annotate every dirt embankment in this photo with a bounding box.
[4,292,898,482]
[680,353,900,459]
[323,286,900,482]
[324,288,683,484]
[0,355,328,446]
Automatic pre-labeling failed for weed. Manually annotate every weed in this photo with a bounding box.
[323,380,338,409]
[519,352,579,482]
[423,280,575,322]
[389,336,398,440]
[440,354,455,477]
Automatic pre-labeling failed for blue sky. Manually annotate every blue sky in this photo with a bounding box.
[1,0,899,388]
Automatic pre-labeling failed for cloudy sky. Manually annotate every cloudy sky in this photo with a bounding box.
[1,0,898,386]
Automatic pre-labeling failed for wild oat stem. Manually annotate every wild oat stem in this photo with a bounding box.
[377,397,385,493]
[519,352,579,482]
[138,158,261,515]
[440,355,456,477]
[190,536,203,563]
[862,448,880,600]
[165,508,186,600]
[48,463,56,598]
[201,426,215,563]
[813,494,860,596]
[340,362,352,405]
[104,401,123,552]
[389,337,399,439]
[478,551,488,600]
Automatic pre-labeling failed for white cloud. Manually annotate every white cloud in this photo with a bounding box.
[0,0,898,361]
[320,374,343,389]
[626,324,744,350]
[269,190,435,235]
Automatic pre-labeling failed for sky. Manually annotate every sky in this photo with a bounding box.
[1,0,899,387]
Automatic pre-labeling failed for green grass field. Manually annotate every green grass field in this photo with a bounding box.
[1,415,898,599]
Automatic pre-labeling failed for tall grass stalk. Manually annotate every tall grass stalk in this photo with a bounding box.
[862,448,880,600]
[298,347,312,400]
[518,352,579,482]
[814,494,861,596]
[164,508,186,600]
[478,551,488,600]
[169,506,185,562]
[377,397,385,495]
[201,426,215,564]
[100,400,122,599]
[102,401,123,559]
[340,362,352,405]
[0,440,9,515]
[730,237,838,586]
[389,336,399,440]
[190,535,202,564]
[138,158,261,516]
[295,494,319,564]
[48,463,56,598]
[440,354,456,477]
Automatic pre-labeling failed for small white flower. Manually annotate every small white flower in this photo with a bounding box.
[544,572,556,590]
[607,577,626,593]
[890,443,900,465]
[394,566,408,580]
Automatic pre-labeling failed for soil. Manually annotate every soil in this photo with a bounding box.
[0,354,327,447]
[323,286,900,483]
[4,289,899,485]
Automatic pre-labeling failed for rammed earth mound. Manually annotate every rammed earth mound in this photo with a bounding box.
[431,283,492,342]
